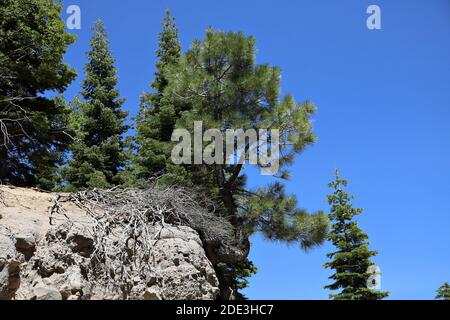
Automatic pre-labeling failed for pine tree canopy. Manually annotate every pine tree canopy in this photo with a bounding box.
[324,171,389,300]
[0,0,76,189]
[62,20,130,190]
[160,28,329,249]
[435,282,450,300]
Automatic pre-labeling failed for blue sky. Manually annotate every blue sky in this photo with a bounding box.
[60,0,450,299]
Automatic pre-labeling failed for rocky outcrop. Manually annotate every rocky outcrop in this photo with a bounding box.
[0,225,20,299]
[0,186,221,300]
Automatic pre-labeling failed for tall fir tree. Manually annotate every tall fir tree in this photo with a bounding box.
[62,20,129,190]
[324,171,389,300]
[435,282,450,300]
[0,0,76,189]
[134,10,185,185]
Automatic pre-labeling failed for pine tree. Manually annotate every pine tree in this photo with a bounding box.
[62,21,129,190]
[0,0,76,189]
[163,28,328,246]
[435,282,450,300]
[324,171,389,300]
[160,28,329,297]
[134,10,185,185]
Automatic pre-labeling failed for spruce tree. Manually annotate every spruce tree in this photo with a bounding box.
[0,0,76,189]
[62,21,129,190]
[324,171,389,300]
[435,282,450,300]
[134,10,184,185]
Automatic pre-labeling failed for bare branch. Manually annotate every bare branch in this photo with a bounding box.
[48,181,238,297]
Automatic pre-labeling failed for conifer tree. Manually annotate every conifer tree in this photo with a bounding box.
[324,171,389,300]
[134,14,329,297]
[160,29,329,298]
[435,282,450,300]
[0,0,76,189]
[163,28,328,247]
[134,10,184,184]
[62,21,129,190]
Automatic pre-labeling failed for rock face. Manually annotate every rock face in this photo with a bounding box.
[0,186,220,300]
[0,225,20,299]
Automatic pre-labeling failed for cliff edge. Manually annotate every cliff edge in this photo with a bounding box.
[0,185,233,300]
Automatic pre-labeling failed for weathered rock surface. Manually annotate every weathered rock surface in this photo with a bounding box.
[0,225,20,299]
[0,186,220,300]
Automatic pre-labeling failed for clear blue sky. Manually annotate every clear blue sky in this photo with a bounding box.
[60,0,450,299]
